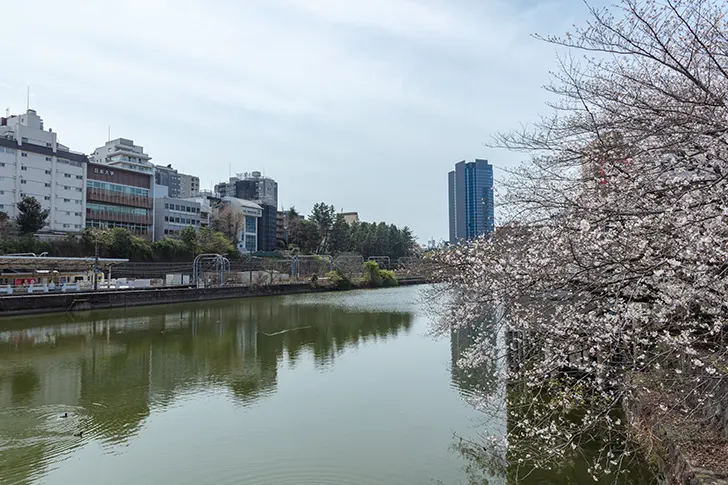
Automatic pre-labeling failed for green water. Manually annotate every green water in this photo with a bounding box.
[0,287,652,484]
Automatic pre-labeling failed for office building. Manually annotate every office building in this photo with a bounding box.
[0,109,87,235]
[154,196,201,240]
[155,164,181,198]
[179,173,200,198]
[214,171,278,251]
[86,162,154,238]
[220,197,262,253]
[155,164,200,199]
[448,159,494,243]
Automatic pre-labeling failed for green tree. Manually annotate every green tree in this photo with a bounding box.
[328,213,350,254]
[15,196,49,234]
[309,202,335,253]
[180,226,199,256]
[198,227,235,255]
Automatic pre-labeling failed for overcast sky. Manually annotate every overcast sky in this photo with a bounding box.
[1,0,596,242]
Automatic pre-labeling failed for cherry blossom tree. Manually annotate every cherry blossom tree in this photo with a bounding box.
[428,0,728,479]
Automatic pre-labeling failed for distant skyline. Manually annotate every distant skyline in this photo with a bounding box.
[1,0,599,242]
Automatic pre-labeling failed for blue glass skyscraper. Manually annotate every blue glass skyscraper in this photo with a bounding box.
[448,159,494,242]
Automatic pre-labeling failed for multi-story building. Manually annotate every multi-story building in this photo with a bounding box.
[276,211,288,244]
[90,138,155,177]
[220,197,262,253]
[214,171,278,252]
[179,173,200,198]
[154,164,200,199]
[86,162,154,238]
[184,191,215,228]
[153,196,201,240]
[448,159,494,243]
[233,172,278,207]
[0,109,87,235]
[341,212,359,225]
[154,164,181,198]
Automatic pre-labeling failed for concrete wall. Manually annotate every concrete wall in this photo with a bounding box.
[0,283,319,317]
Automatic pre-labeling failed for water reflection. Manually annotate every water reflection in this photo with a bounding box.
[448,312,655,485]
[0,297,412,485]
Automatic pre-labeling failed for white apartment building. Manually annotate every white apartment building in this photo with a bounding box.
[0,109,86,234]
[89,138,155,176]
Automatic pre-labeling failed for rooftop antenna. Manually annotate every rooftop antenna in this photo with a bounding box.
[26,86,30,111]
[108,125,111,142]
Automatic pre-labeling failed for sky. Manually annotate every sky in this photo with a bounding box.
[1,0,596,243]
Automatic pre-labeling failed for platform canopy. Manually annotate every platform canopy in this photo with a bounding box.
[0,255,128,272]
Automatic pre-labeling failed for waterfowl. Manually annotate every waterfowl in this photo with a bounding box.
[61,413,68,418]
[73,431,83,437]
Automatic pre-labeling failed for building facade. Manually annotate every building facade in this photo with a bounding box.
[220,197,262,253]
[215,172,278,251]
[155,164,200,199]
[179,173,200,198]
[153,196,201,240]
[154,165,181,198]
[0,109,87,234]
[448,159,494,243]
[86,162,154,238]
[90,138,155,177]
[341,212,359,225]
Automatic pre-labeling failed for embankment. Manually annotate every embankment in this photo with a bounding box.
[0,277,427,317]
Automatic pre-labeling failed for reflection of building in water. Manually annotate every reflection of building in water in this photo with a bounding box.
[0,296,415,478]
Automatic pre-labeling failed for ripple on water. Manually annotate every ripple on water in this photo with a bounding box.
[0,405,88,484]
[171,458,413,485]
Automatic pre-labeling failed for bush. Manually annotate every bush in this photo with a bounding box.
[361,261,398,288]
[380,269,398,287]
[325,269,352,290]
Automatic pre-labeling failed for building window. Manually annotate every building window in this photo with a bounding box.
[44,196,50,200]
[64,186,70,190]
[64,198,70,203]
[164,203,169,209]
[20,180,26,184]
[87,202,148,217]
[46,143,52,148]
[45,170,51,174]
[76,188,82,192]
[21,166,27,171]
[75,224,81,229]
[63,224,69,228]
[64,173,71,178]
[76,175,83,180]
[21,152,27,157]
[45,157,51,161]
[0,163,4,167]
[245,216,257,234]
[164,216,169,222]
[75,212,82,216]
[45,183,51,188]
